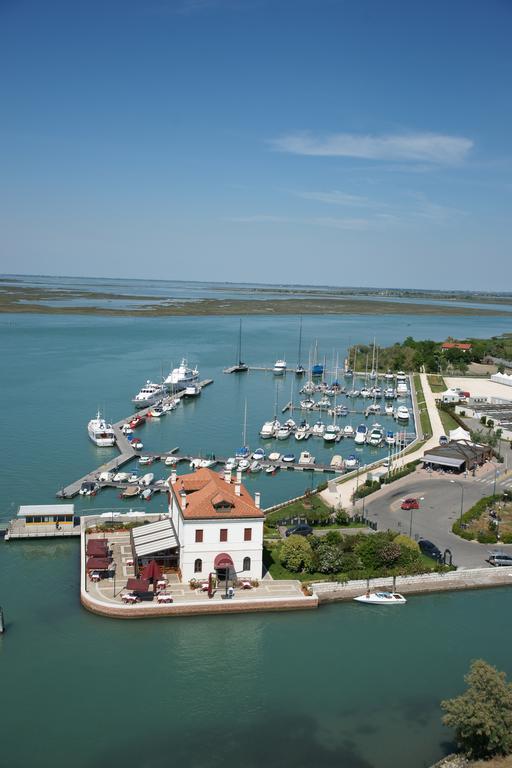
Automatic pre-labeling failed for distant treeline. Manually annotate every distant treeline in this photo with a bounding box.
[349,333,512,374]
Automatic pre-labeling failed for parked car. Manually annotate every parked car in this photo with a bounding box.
[418,539,442,560]
[401,497,419,510]
[285,523,313,537]
[487,551,512,567]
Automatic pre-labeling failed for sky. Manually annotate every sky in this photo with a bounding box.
[1,0,511,290]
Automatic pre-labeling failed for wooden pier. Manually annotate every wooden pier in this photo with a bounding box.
[55,380,213,499]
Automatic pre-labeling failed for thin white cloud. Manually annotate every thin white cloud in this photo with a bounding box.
[294,190,370,206]
[270,131,473,164]
[311,217,374,231]
[226,215,293,223]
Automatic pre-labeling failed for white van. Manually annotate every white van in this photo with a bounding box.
[488,551,512,567]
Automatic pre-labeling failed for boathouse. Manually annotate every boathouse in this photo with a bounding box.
[17,504,75,526]
[167,468,264,582]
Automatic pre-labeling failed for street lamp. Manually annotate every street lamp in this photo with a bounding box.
[408,497,425,538]
[450,479,464,523]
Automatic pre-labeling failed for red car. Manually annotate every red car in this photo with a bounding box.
[401,497,420,510]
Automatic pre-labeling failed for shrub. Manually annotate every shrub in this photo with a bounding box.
[280,535,314,573]
[314,542,345,574]
[441,660,512,759]
[335,509,351,526]
[394,534,420,551]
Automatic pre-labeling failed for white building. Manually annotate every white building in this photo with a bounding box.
[168,468,264,582]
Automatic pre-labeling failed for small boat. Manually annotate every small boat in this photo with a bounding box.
[311,363,324,377]
[122,485,140,498]
[121,424,134,435]
[190,458,202,469]
[164,455,178,466]
[371,387,382,398]
[367,424,384,446]
[113,472,130,482]
[140,487,153,500]
[250,461,262,473]
[252,448,266,461]
[127,473,140,483]
[323,425,338,443]
[161,401,176,413]
[132,381,167,408]
[129,414,145,429]
[344,455,358,469]
[365,403,381,415]
[235,446,250,460]
[238,459,250,472]
[282,453,296,463]
[149,404,164,417]
[268,452,281,462]
[225,457,237,471]
[131,438,143,450]
[312,420,325,437]
[276,424,292,440]
[385,404,394,416]
[384,387,396,400]
[141,473,154,486]
[183,384,201,397]
[265,464,278,474]
[354,592,407,605]
[139,455,154,465]
[300,398,315,410]
[330,455,343,469]
[385,431,395,445]
[354,424,368,445]
[79,480,99,496]
[316,395,331,409]
[98,471,114,483]
[298,451,315,465]
[295,423,309,441]
[199,459,215,468]
[343,425,355,438]
[273,359,287,375]
[87,411,116,447]
[295,365,306,376]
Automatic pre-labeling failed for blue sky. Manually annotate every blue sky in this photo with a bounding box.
[1,0,511,290]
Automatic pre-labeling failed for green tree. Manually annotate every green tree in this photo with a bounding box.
[441,660,512,759]
[280,535,314,573]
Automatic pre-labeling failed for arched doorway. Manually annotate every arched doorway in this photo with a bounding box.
[214,552,234,583]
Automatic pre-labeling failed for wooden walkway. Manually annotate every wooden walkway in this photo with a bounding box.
[55,380,213,499]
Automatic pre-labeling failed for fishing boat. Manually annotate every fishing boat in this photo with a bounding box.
[87,411,116,447]
[298,451,315,465]
[273,359,287,375]
[354,424,368,445]
[354,591,406,606]
[164,358,199,390]
[132,381,167,408]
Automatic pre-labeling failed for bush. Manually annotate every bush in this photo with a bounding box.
[452,494,503,541]
[381,461,420,484]
[334,509,351,526]
[353,479,381,500]
[441,660,512,759]
[280,535,314,573]
[394,534,420,551]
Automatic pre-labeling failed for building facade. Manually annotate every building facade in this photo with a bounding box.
[168,468,264,582]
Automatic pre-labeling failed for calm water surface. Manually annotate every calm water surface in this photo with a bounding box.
[1,308,512,768]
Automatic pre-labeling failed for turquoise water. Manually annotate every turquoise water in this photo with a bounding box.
[1,305,512,767]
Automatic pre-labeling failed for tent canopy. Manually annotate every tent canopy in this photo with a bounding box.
[449,427,471,441]
[86,540,108,557]
[141,560,163,583]
[87,556,111,571]
[126,577,149,592]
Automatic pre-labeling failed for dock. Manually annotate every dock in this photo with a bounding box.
[56,380,213,499]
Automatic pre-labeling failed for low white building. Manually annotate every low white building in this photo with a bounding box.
[491,372,512,388]
[168,467,264,582]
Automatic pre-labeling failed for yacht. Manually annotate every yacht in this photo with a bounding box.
[354,424,368,445]
[164,359,199,390]
[396,381,409,396]
[273,359,287,375]
[396,405,410,422]
[87,412,116,447]
[260,420,280,438]
[132,381,166,408]
[323,425,339,443]
[343,425,355,438]
[312,420,325,437]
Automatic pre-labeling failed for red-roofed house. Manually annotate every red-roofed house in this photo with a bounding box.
[168,468,264,581]
[441,343,472,352]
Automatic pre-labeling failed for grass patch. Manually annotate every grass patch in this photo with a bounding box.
[413,373,432,437]
[438,407,460,433]
[265,494,332,528]
[427,374,446,392]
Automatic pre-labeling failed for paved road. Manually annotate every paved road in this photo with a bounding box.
[358,464,512,569]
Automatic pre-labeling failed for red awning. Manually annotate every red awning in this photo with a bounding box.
[214,552,234,568]
[87,557,111,571]
[126,577,150,592]
[141,560,163,583]
[86,540,108,557]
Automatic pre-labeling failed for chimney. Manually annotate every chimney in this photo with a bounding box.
[255,492,261,509]
[235,483,241,497]
[170,470,177,485]
[224,469,232,484]
[236,470,242,484]
[180,490,187,509]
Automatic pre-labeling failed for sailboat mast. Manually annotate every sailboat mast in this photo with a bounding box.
[297,316,303,367]
[238,318,243,366]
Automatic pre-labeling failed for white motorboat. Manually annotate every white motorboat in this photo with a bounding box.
[344,455,358,469]
[371,387,382,398]
[396,382,409,396]
[276,424,292,440]
[252,448,266,461]
[312,420,325,437]
[164,455,178,466]
[132,381,167,408]
[385,430,395,445]
[268,452,281,462]
[122,485,140,498]
[367,424,384,446]
[396,405,410,422]
[282,453,296,463]
[199,459,215,468]
[190,458,202,469]
[343,425,355,438]
[384,370,394,381]
[330,455,343,469]
[298,451,315,465]
[323,425,339,442]
[141,473,154,486]
[149,404,164,417]
[79,480,99,496]
[225,457,238,471]
[87,411,116,447]
[260,420,280,438]
[113,472,130,482]
[127,472,140,483]
[139,455,154,465]
[249,461,262,473]
[384,387,396,400]
[385,403,394,416]
[273,359,287,375]
[354,424,368,445]
[164,358,199,390]
[183,384,201,397]
[395,371,407,383]
[354,591,407,605]
[265,464,278,474]
[140,487,153,500]
[300,398,315,410]
[295,422,309,441]
[238,458,250,471]
[131,438,143,450]
[121,423,134,435]
[98,471,114,483]
[366,403,381,415]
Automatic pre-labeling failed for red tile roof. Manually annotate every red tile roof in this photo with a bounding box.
[441,342,472,350]
[171,468,264,520]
